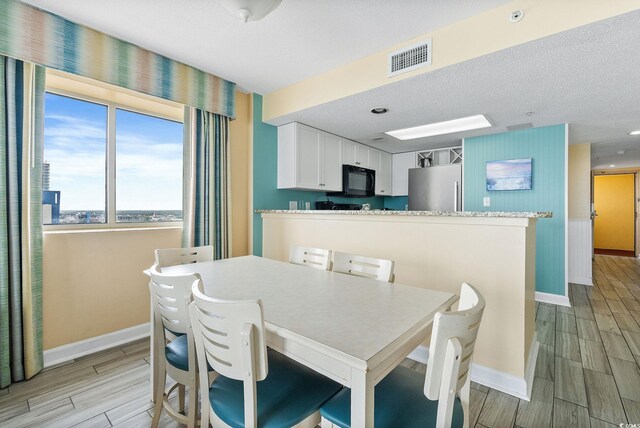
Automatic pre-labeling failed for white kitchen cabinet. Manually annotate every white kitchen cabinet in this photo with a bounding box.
[277,122,342,191]
[320,132,342,191]
[355,144,370,168]
[342,140,357,166]
[370,149,392,195]
[343,141,370,168]
[391,151,418,196]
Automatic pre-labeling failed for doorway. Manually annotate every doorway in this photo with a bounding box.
[593,173,636,257]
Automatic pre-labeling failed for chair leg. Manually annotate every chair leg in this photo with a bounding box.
[178,384,186,413]
[320,417,336,428]
[459,377,471,428]
[187,378,198,428]
[151,369,167,428]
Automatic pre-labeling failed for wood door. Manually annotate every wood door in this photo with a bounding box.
[593,174,635,253]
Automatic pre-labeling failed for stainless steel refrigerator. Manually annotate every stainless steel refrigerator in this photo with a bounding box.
[408,164,462,211]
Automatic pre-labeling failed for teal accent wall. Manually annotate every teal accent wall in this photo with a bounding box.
[384,196,408,210]
[252,94,383,256]
[463,124,566,296]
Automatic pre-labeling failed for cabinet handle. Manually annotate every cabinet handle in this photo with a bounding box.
[381,190,385,193]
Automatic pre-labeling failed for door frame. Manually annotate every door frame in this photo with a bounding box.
[591,171,637,256]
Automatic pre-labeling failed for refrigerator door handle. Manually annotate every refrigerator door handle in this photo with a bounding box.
[454,181,459,212]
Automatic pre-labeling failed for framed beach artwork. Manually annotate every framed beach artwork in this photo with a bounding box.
[486,158,532,191]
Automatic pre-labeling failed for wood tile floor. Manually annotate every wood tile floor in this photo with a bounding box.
[2,255,640,427]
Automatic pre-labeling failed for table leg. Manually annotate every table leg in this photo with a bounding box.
[351,369,374,428]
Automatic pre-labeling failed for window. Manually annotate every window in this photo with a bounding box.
[43,91,184,227]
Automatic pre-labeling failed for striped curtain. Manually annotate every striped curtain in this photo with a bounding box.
[183,107,231,259]
[0,56,45,388]
[0,0,235,118]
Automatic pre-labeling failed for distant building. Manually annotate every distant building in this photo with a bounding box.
[42,162,50,191]
[43,191,60,224]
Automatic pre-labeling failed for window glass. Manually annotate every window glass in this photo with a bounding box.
[43,93,107,224]
[115,109,183,223]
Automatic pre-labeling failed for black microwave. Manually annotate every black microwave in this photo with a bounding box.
[327,165,375,198]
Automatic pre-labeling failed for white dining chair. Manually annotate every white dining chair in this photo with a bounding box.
[332,251,395,283]
[155,245,214,268]
[145,264,208,428]
[320,283,485,428]
[289,245,332,270]
[188,279,342,428]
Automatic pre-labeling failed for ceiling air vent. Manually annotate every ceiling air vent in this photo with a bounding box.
[388,39,432,77]
[506,122,533,131]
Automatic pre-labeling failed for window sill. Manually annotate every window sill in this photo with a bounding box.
[44,224,183,235]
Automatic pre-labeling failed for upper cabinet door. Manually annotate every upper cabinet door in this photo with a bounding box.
[378,152,392,195]
[342,139,357,166]
[321,133,342,191]
[391,151,417,196]
[295,124,322,189]
[355,144,370,168]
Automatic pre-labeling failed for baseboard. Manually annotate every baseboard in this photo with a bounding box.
[535,291,571,307]
[407,334,539,401]
[43,323,150,368]
[568,276,593,287]
[523,333,539,400]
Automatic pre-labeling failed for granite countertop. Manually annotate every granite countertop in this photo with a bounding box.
[256,209,552,218]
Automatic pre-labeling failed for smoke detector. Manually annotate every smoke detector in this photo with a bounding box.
[509,10,524,23]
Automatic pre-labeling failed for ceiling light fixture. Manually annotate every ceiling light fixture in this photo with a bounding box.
[386,114,492,140]
[216,0,282,23]
[371,107,388,114]
[629,130,640,136]
[609,164,616,167]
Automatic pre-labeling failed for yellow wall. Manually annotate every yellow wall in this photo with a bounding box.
[229,91,251,257]
[568,144,591,220]
[594,174,635,251]
[263,1,640,121]
[42,228,181,349]
[42,82,252,349]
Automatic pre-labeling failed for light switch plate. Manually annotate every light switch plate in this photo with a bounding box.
[483,197,491,207]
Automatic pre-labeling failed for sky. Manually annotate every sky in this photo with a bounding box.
[44,93,183,211]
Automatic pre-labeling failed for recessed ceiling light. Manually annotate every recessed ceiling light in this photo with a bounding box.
[609,164,616,167]
[629,130,640,136]
[371,107,388,114]
[617,150,625,155]
[386,114,492,140]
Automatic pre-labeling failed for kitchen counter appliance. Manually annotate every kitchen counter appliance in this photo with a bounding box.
[408,164,462,211]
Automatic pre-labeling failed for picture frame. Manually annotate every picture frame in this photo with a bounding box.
[486,158,532,191]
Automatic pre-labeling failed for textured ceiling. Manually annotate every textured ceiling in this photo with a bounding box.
[267,10,640,168]
[19,1,640,168]
[21,0,510,93]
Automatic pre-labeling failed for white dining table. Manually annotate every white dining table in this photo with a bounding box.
[159,255,457,427]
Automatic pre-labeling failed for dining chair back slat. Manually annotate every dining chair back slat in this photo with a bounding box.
[189,280,268,382]
[155,245,214,268]
[289,245,332,270]
[146,265,197,335]
[332,251,395,283]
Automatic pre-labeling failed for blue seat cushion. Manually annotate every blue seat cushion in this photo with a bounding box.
[209,349,342,428]
[165,335,212,372]
[320,365,464,428]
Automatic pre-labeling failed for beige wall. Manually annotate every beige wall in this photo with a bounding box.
[43,228,181,349]
[263,1,640,121]
[568,144,592,220]
[261,213,537,382]
[230,92,251,257]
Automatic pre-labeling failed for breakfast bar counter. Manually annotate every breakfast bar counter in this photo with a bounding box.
[259,210,551,400]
